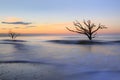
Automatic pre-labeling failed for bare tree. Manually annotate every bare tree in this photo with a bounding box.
[8,30,20,40]
[66,20,107,40]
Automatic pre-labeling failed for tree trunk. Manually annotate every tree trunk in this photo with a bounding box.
[88,35,92,40]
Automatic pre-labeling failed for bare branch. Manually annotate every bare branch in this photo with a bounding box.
[83,20,89,27]
[92,24,105,34]
[75,27,84,32]
[66,27,84,34]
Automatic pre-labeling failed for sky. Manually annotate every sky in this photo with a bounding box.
[0,0,120,34]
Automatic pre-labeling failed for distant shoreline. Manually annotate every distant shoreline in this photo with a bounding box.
[0,33,120,37]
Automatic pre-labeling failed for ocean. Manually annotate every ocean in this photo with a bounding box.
[0,34,120,80]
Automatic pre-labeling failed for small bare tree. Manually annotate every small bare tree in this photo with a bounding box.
[66,20,107,40]
[8,30,20,40]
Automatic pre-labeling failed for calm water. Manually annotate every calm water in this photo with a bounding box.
[0,34,120,80]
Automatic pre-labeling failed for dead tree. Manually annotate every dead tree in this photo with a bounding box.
[8,30,20,40]
[66,20,107,40]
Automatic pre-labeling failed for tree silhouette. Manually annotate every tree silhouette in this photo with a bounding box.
[66,20,107,40]
[8,30,20,40]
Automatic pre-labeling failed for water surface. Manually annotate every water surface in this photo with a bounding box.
[0,34,120,80]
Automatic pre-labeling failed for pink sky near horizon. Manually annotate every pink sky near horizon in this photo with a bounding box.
[0,18,119,34]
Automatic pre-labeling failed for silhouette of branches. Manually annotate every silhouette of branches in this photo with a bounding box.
[8,30,20,40]
[66,20,107,40]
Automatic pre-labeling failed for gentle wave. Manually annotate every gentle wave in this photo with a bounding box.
[0,60,63,66]
[0,60,49,64]
[47,40,120,45]
[2,39,27,42]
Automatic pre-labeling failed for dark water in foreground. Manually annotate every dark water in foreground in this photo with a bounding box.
[0,34,120,80]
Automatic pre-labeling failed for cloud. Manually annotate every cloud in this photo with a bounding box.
[26,26,36,28]
[2,21,32,25]
[14,27,20,29]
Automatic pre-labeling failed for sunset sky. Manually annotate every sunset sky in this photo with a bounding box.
[0,0,120,34]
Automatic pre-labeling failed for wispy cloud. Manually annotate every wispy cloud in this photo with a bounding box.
[26,26,37,28]
[14,27,20,29]
[2,21,32,25]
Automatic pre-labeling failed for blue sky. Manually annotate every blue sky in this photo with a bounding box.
[0,0,119,18]
[0,0,120,34]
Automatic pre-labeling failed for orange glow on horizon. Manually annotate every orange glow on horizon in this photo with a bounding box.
[0,21,120,34]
